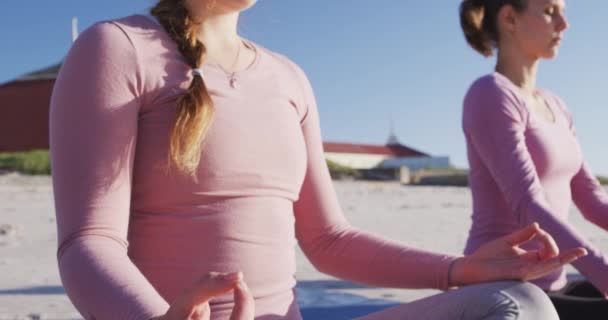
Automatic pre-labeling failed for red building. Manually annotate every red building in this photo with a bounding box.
[0,64,60,152]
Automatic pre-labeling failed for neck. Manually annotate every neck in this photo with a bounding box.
[495,45,540,96]
[195,12,241,54]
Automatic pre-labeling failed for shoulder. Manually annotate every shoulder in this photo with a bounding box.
[463,73,529,122]
[253,43,312,89]
[57,15,154,99]
[466,74,523,104]
[73,15,159,53]
[71,15,143,54]
[249,43,315,121]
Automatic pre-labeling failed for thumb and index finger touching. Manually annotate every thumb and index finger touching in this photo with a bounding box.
[171,271,254,320]
[506,223,587,279]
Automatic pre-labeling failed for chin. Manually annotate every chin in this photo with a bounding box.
[535,44,560,59]
[226,0,257,10]
[541,49,559,59]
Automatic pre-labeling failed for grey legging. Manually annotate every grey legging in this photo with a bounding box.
[357,281,558,320]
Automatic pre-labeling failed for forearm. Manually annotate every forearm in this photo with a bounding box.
[299,226,456,290]
[59,235,169,320]
[572,163,608,231]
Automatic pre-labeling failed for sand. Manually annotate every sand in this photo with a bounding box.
[1,173,607,319]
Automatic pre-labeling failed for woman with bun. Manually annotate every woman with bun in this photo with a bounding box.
[459,0,608,318]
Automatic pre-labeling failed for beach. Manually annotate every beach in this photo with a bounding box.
[1,173,607,319]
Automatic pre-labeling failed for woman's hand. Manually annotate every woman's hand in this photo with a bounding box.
[449,223,587,287]
[153,271,254,320]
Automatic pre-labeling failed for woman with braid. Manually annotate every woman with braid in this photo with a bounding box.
[459,0,608,319]
[50,0,586,319]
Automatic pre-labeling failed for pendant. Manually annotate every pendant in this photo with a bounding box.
[229,76,239,89]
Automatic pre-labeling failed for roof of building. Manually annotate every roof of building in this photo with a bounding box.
[13,64,61,82]
[323,141,428,157]
[1,64,61,87]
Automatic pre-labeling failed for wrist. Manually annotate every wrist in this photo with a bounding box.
[448,256,468,287]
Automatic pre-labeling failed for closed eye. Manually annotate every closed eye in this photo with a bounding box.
[545,3,566,17]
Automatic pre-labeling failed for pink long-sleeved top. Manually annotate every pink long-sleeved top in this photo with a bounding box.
[463,72,608,295]
[50,15,456,320]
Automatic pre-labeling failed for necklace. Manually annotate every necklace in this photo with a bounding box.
[224,40,242,89]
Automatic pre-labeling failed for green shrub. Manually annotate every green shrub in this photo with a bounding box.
[326,159,358,179]
[597,176,608,185]
[0,150,51,175]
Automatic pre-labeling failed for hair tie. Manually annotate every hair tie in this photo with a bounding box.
[192,68,204,79]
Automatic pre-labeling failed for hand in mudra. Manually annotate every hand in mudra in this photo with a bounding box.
[154,271,254,320]
[450,223,587,286]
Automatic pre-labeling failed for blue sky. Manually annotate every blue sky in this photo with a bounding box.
[2,1,607,174]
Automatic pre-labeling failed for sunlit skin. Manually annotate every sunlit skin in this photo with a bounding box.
[187,0,257,17]
[495,0,568,123]
[185,0,258,72]
[506,0,568,60]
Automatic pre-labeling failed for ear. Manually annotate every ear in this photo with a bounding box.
[497,4,518,33]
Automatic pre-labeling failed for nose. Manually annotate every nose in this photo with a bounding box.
[556,12,569,32]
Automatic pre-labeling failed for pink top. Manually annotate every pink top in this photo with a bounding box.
[463,73,608,295]
[50,15,455,320]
